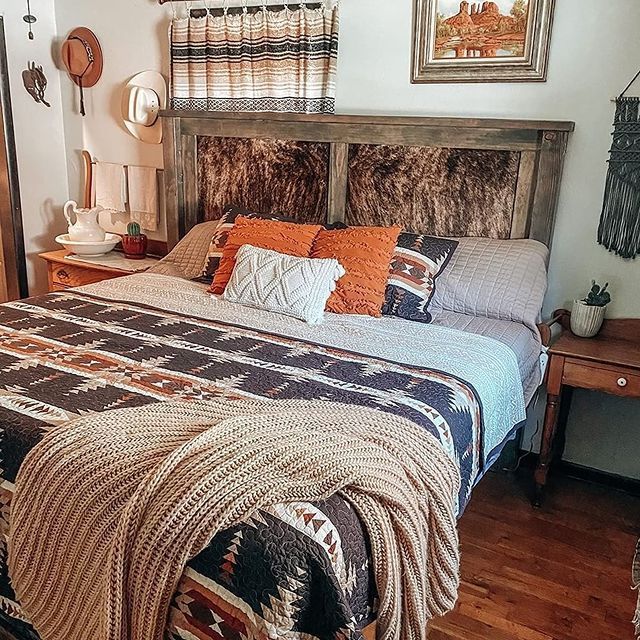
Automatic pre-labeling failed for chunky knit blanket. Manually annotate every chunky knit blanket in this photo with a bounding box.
[8,399,460,640]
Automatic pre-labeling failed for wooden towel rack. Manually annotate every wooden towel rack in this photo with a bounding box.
[81,150,164,210]
[82,150,92,209]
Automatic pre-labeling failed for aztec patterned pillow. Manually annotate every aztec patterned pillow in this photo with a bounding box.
[382,233,459,324]
[201,205,346,281]
[210,217,322,295]
[223,245,345,324]
[201,206,295,280]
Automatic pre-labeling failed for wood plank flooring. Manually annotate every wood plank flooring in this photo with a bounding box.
[429,470,640,640]
[2,471,638,640]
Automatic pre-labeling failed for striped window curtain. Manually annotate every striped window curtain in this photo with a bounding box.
[170,4,339,113]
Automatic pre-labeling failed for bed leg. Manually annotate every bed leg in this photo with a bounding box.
[533,354,565,508]
[533,392,560,508]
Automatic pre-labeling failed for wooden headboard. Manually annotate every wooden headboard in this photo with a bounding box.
[160,111,574,250]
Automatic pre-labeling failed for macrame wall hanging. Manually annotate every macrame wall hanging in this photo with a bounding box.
[598,69,640,259]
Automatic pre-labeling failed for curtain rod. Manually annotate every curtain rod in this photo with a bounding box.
[157,1,321,5]
[158,1,323,14]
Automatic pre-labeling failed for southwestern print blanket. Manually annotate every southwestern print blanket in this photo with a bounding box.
[0,287,484,640]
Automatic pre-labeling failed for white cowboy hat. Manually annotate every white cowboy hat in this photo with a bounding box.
[121,71,166,144]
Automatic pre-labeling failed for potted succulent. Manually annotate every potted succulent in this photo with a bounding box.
[121,222,148,260]
[570,281,611,338]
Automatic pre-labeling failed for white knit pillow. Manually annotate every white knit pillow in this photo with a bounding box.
[222,245,345,324]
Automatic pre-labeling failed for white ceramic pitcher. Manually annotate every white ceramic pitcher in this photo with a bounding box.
[63,201,106,242]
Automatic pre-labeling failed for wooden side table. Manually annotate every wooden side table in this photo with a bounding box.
[534,310,640,506]
[39,250,158,292]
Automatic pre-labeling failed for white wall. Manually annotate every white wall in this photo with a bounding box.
[45,0,640,479]
[0,0,69,295]
[337,0,640,319]
[54,0,169,241]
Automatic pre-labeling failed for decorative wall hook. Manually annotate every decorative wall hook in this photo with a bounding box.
[22,62,50,107]
[23,0,37,40]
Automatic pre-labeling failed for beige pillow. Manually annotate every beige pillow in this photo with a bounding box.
[222,245,345,324]
[147,221,221,280]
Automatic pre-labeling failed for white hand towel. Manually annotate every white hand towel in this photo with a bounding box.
[94,162,126,212]
[128,166,159,232]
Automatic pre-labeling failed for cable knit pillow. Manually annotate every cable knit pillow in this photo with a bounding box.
[311,226,401,317]
[382,233,459,324]
[222,245,345,324]
[209,216,322,295]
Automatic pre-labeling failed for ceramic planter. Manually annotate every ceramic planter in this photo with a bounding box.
[121,234,148,260]
[570,300,606,338]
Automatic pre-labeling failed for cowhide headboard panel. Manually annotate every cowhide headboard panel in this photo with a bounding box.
[197,137,330,225]
[161,112,574,249]
[346,145,520,237]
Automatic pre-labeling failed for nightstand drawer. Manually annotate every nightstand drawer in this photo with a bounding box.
[563,360,640,397]
[50,263,111,287]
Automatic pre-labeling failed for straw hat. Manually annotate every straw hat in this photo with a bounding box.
[121,71,167,145]
[61,27,103,116]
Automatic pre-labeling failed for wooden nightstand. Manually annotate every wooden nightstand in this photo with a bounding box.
[39,250,158,292]
[534,310,640,506]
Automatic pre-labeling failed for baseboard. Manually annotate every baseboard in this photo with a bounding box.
[517,450,640,496]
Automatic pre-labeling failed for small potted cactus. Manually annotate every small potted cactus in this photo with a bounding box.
[121,221,148,260]
[570,281,612,338]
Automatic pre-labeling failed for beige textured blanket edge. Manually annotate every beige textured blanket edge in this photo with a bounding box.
[9,399,460,640]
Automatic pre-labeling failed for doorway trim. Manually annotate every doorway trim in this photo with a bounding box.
[0,16,28,299]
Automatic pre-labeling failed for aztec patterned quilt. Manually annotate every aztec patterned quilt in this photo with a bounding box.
[0,275,525,640]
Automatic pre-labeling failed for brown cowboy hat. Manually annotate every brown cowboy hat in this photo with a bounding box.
[61,27,103,88]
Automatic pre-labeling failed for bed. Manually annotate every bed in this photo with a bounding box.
[0,112,573,640]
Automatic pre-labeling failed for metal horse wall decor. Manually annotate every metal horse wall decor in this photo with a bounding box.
[22,62,50,107]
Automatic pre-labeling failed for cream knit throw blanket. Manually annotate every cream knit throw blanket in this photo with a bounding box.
[9,399,460,640]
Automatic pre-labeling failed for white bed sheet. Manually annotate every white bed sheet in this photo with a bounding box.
[431,310,542,404]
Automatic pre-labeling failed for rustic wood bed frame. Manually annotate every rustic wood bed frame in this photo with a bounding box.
[158,110,575,638]
[160,111,574,255]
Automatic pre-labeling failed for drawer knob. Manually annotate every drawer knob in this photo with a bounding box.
[57,269,69,280]
[617,377,628,388]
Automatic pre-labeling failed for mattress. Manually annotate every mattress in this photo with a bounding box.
[431,310,543,404]
[0,274,526,640]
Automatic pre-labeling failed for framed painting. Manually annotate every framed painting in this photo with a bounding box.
[412,0,555,83]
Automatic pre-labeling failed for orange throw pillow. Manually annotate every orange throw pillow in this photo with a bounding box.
[210,216,322,294]
[311,226,401,317]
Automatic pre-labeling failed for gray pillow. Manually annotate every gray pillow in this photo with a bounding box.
[430,237,549,333]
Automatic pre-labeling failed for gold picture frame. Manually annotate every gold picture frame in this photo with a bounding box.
[412,0,555,83]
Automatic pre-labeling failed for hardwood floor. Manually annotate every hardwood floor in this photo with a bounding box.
[0,628,15,640]
[429,471,640,640]
[2,472,638,640]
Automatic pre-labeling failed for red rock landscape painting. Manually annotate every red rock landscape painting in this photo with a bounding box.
[435,0,529,59]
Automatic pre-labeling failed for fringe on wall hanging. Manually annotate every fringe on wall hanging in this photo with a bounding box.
[169,1,340,114]
[598,69,640,259]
